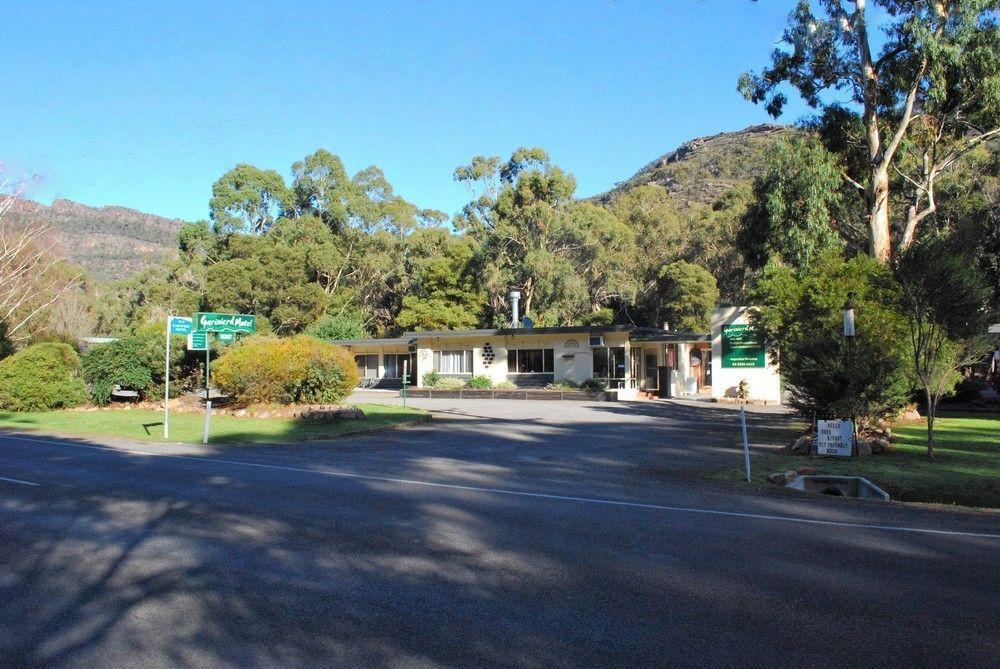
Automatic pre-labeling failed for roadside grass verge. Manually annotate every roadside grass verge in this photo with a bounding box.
[718,413,1000,509]
[0,403,427,445]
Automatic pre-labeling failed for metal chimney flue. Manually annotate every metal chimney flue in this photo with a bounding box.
[509,290,521,327]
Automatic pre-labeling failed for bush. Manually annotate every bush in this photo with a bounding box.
[82,337,156,405]
[581,378,607,392]
[495,381,516,389]
[0,342,88,411]
[546,380,580,390]
[212,335,359,405]
[434,377,465,390]
[0,321,14,361]
[464,375,493,389]
[422,371,440,387]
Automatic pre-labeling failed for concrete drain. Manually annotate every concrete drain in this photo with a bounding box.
[786,475,890,501]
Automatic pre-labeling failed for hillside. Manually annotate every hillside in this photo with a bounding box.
[4,198,184,281]
[595,123,797,208]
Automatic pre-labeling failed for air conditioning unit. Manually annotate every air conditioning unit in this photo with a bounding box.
[588,335,605,347]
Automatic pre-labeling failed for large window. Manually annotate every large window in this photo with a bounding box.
[383,353,414,380]
[354,354,379,379]
[507,348,554,374]
[593,346,626,388]
[433,349,473,374]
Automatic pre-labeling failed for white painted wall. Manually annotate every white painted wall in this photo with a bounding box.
[710,307,782,403]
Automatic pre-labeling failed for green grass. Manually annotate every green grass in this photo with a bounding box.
[721,413,1000,508]
[0,403,427,445]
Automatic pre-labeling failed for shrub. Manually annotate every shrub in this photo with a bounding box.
[495,381,516,389]
[0,321,14,361]
[0,342,88,411]
[546,380,580,390]
[464,375,493,389]
[581,378,607,392]
[422,371,440,388]
[82,337,156,405]
[212,335,359,405]
[433,377,465,390]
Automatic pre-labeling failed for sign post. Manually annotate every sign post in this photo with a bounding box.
[193,313,255,444]
[164,316,193,440]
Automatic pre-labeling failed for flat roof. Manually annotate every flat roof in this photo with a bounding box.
[328,324,710,347]
[327,338,411,346]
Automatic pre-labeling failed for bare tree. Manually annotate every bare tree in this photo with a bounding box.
[0,183,82,342]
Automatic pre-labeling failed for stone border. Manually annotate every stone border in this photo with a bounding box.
[402,388,617,401]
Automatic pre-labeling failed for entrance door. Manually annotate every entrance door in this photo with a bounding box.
[689,348,705,390]
[703,350,712,388]
[644,354,658,389]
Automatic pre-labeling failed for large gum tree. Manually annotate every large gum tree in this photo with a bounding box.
[740,1,1000,262]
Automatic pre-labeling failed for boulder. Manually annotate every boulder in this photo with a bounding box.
[857,440,873,456]
[871,437,891,454]
[789,435,812,455]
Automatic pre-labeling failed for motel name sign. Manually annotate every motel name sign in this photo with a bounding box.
[195,312,256,334]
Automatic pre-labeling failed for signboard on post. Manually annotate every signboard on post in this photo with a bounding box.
[195,312,256,334]
[816,419,854,457]
[169,316,193,335]
[187,331,208,351]
[721,324,766,368]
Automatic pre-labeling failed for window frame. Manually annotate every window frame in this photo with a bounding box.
[506,348,555,374]
[433,349,474,374]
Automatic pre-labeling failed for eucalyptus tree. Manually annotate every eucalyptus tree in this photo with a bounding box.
[209,163,292,235]
[740,0,1000,261]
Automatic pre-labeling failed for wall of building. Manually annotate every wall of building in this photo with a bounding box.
[709,307,782,403]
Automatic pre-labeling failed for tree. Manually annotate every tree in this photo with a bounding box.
[740,1,1000,261]
[0,189,82,343]
[653,261,719,332]
[737,137,846,270]
[753,250,911,422]
[455,148,635,325]
[306,313,370,340]
[896,235,994,458]
[395,231,484,331]
[209,164,292,235]
[291,149,353,231]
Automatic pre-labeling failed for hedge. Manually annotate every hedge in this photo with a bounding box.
[0,342,88,411]
[213,335,359,405]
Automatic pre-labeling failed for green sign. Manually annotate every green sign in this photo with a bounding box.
[721,324,765,368]
[169,316,193,335]
[195,312,256,334]
[187,331,208,351]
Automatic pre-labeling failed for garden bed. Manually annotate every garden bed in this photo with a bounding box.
[403,388,617,401]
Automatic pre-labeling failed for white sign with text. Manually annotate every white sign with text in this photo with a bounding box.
[816,419,853,457]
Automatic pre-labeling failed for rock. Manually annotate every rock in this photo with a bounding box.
[767,472,788,485]
[871,437,890,454]
[857,440,873,456]
[789,435,812,454]
[795,466,817,475]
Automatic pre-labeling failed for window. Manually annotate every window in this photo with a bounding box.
[354,354,378,379]
[593,346,626,388]
[507,348,554,373]
[384,353,415,381]
[433,349,473,374]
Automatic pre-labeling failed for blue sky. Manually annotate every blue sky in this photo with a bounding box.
[1,1,813,222]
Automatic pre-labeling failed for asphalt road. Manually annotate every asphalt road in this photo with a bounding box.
[1,398,998,667]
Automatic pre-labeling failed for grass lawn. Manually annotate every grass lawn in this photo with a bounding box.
[724,413,1000,509]
[0,403,427,445]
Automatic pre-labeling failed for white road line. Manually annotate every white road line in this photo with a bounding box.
[2,432,998,540]
[0,474,40,487]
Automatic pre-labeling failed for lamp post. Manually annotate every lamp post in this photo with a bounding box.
[843,292,857,455]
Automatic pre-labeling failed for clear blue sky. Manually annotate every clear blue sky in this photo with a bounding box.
[2,1,812,222]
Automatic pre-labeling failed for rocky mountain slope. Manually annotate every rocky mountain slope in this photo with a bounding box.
[595,123,797,208]
[4,198,184,281]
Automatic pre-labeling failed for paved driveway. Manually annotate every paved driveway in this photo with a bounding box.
[0,396,997,667]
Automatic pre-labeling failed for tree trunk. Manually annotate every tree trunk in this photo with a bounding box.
[869,165,892,262]
[925,388,936,460]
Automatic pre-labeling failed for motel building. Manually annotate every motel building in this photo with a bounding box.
[334,306,782,403]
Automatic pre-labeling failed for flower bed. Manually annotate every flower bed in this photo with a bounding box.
[402,388,617,401]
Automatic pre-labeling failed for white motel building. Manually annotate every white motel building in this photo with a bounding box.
[334,306,781,403]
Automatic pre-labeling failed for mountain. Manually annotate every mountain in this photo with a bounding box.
[4,198,185,281]
[594,123,797,208]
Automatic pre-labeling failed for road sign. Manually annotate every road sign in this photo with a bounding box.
[721,324,765,368]
[169,316,193,335]
[195,312,256,334]
[188,331,208,351]
[816,419,853,457]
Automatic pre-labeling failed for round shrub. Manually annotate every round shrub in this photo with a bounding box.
[213,335,359,405]
[82,338,155,405]
[464,375,493,389]
[0,342,88,411]
[433,377,465,390]
[422,371,440,388]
